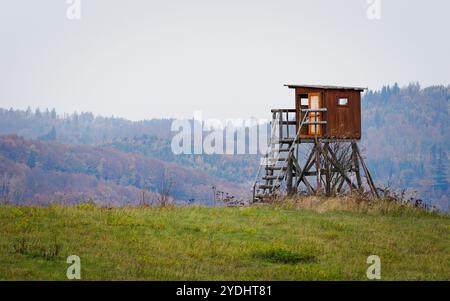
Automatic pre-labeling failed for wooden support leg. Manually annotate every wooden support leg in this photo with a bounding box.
[323,142,331,196]
[351,142,363,190]
[354,143,379,198]
[295,144,316,188]
[324,144,359,191]
[337,177,346,194]
[286,155,294,196]
[315,141,322,195]
[302,177,315,194]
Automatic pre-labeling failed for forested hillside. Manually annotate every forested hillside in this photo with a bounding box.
[362,84,449,210]
[0,109,259,185]
[0,83,448,209]
[0,135,246,205]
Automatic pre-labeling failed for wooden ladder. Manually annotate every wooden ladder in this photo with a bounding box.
[252,108,327,202]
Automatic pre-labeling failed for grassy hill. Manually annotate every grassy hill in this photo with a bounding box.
[0,199,448,280]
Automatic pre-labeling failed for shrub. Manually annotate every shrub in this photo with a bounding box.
[252,248,316,264]
[11,236,61,261]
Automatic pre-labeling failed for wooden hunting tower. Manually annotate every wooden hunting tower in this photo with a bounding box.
[252,84,378,202]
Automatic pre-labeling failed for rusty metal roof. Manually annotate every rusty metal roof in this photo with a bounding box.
[284,84,367,91]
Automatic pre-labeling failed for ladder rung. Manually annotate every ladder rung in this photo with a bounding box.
[301,108,327,113]
[262,157,289,163]
[267,148,290,153]
[280,121,296,125]
[262,176,284,180]
[262,176,284,181]
[279,138,295,144]
[303,121,327,125]
[265,166,287,171]
[271,140,296,145]
[276,157,288,162]
[258,185,273,190]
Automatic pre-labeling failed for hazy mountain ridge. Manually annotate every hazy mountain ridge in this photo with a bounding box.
[362,83,449,210]
[0,83,448,209]
[0,108,260,185]
[0,135,247,205]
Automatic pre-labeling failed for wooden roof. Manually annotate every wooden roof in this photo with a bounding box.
[284,84,366,91]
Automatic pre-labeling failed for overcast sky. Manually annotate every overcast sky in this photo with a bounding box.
[0,0,449,120]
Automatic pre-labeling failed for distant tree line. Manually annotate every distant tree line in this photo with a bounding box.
[0,83,448,209]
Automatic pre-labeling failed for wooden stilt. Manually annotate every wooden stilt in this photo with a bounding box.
[351,142,363,190]
[354,143,379,198]
[323,142,331,196]
[315,141,322,194]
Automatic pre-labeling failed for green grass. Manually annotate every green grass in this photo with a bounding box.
[0,203,449,280]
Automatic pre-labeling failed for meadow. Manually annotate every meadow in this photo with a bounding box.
[0,199,449,280]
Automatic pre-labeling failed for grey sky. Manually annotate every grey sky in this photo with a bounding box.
[0,0,449,120]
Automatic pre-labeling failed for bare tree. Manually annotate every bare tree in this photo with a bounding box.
[157,168,174,206]
[140,178,152,207]
[0,173,10,204]
[0,174,24,205]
